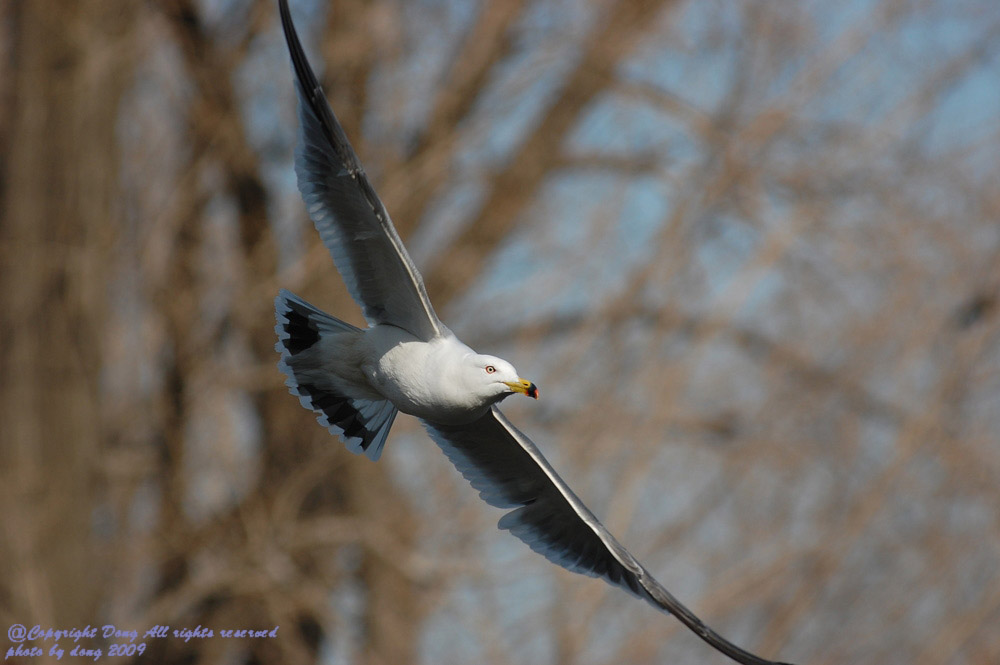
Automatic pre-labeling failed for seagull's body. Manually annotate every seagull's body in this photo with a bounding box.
[274,3,792,664]
[281,309,525,426]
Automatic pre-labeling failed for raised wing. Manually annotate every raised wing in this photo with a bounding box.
[279,0,442,341]
[424,407,794,665]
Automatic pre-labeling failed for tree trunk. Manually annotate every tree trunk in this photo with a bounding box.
[0,0,136,633]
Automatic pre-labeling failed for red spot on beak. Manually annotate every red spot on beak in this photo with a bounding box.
[527,383,539,399]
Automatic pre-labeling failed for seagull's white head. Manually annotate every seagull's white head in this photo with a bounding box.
[464,354,538,404]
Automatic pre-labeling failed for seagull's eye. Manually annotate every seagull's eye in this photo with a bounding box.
[485,365,496,374]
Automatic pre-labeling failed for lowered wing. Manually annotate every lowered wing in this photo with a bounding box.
[279,0,442,341]
[424,407,793,665]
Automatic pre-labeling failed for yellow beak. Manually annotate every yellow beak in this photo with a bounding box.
[505,378,539,399]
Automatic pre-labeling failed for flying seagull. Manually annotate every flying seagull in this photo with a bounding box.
[274,2,792,664]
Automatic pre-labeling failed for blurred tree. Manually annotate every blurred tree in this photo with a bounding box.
[0,0,138,629]
[1,0,999,664]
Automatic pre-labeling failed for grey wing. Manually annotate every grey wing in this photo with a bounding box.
[424,408,794,665]
[279,0,442,341]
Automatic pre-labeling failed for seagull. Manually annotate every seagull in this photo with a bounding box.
[274,2,792,664]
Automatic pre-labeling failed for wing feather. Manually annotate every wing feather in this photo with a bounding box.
[424,407,794,665]
[279,0,442,341]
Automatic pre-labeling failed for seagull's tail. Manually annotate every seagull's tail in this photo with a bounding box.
[275,289,397,460]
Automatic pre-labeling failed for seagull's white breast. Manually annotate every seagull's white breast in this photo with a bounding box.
[362,326,487,424]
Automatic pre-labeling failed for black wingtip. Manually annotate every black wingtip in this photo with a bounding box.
[635,571,796,665]
[278,0,293,48]
[278,0,364,177]
[278,0,319,95]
